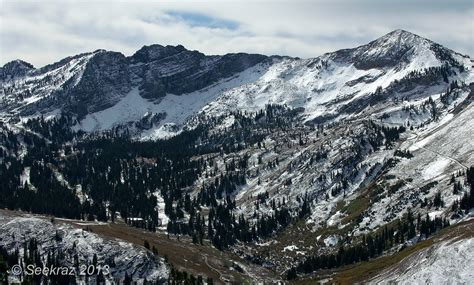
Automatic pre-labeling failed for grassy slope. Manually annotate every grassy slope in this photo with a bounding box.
[0,209,277,284]
[84,223,255,283]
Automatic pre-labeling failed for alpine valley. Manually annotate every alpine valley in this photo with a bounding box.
[0,29,473,284]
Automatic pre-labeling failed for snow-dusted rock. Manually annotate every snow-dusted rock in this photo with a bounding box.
[0,215,169,283]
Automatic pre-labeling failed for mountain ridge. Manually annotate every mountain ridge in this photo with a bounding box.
[0,29,471,138]
[2,29,458,70]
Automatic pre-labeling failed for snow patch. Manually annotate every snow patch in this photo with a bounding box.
[282,245,299,252]
[323,235,339,247]
[422,158,451,180]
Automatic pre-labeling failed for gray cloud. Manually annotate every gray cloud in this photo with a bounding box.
[1,0,472,67]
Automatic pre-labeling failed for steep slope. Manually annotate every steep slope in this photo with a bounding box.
[0,52,98,117]
[0,50,135,118]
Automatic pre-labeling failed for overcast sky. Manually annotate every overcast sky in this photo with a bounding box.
[1,0,473,67]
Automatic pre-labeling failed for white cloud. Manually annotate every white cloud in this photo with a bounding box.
[1,0,472,67]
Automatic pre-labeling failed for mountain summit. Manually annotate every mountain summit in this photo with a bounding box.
[0,59,35,80]
[330,29,454,70]
[367,29,431,51]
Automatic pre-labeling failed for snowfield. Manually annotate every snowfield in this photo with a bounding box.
[73,62,271,139]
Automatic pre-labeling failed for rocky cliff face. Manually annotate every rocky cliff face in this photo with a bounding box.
[129,44,268,99]
[63,51,132,117]
[0,44,268,120]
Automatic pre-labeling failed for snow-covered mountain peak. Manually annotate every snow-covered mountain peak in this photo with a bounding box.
[363,29,437,56]
[0,51,100,117]
[370,29,430,48]
[197,30,472,131]
[0,59,35,80]
[3,59,35,69]
[129,44,189,64]
[341,29,468,73]
[340,29,441,70]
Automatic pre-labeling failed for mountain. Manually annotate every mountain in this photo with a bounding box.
[0,59,35,80]
[338,29,462,69]
[0,45,268,122]
[0,30,473,284]
[1,30,470,139]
